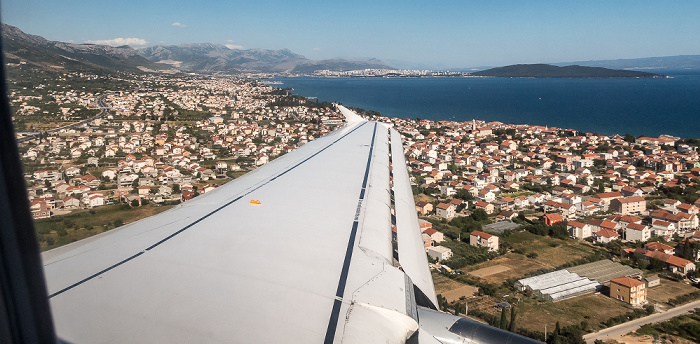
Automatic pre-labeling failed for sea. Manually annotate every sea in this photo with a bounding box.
[273,70,700,139]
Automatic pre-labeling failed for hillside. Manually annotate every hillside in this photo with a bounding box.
[1,24,394,75]
[555,55,700,71]
[471,64,666,78]
[138,44,393,74]
[1,24,168,73]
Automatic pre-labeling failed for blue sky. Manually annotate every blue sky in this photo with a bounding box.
[3,0,700,69]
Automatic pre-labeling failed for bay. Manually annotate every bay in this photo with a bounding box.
[274,72,700,139]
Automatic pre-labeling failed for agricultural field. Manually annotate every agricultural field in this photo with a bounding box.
[432,272,479,302]
[647,279,699,304]
[515,293,631,332]
[432,230,637,335]
[505,231,596,267]
[467,292,631,333]
[462,255,548,284]
[458,231,600,284]
[35,203,176,251]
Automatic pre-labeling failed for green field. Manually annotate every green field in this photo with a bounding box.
[34,203,175,251]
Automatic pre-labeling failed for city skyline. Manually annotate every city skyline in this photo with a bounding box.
[3,1,700,69]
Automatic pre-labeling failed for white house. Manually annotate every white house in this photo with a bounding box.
[435,203,456,219]
[427,246,453,262]
[469,231,499,252]
[478,189,495,202]
[567,221,593,240]
[87,194,105,208]
[625,223,651,242]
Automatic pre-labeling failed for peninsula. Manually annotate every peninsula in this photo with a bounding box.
[471,64,667,78]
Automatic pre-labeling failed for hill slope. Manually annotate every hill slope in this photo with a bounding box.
[555,55,700,71]
[471,64,665,78]
[138,44,393,74]
[1,24,167,72]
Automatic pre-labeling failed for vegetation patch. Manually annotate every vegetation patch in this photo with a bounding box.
[634,308,700,343]
[647,279,700,304]
[35,203,175,251]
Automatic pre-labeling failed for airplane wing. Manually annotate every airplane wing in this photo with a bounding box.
[42,106,540,343]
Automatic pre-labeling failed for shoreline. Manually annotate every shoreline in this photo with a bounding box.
[269,76,700,140]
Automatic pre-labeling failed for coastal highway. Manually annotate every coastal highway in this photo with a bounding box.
[583,299,700,343]
[16,94,111,143]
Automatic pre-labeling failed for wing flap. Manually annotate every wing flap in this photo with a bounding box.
[391,129,438,307]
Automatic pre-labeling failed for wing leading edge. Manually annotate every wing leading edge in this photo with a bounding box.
[44,106,539,343]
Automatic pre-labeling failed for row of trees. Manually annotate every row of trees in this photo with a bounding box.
[522,221,569,240]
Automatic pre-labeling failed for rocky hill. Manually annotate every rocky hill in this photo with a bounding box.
[471,64,666,78]
[137,44,393,74]
[1,24,394,75]
[1,24,167,72]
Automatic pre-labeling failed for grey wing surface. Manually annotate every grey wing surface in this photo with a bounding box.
[44,106,540,343]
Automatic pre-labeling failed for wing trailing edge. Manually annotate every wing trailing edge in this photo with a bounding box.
[390,129,439,308]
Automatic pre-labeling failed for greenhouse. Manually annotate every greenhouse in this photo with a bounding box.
[565,259,642,284]
[515,270,601,302]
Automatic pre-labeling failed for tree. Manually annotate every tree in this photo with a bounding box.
[683,240,692,260]
[454,302,466,316]
[499,307,508,329]
[479,284,497,297]
[509,304,517,332]
[456,189,475,201]
[448,163,458,175]
[549,321,562,344]
[436,294,448,312]
[470,208,488,222]
[549,221,569,240]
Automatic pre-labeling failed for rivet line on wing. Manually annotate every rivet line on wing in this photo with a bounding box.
[324,122,378,344]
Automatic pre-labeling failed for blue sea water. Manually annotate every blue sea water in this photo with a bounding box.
[274,71,700,139]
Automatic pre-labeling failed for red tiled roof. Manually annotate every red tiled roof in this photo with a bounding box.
[645,242,673,251]
[424,228,438,236]
[627,223,647,231]
[665,255,692,268]
[436,203,450,210]
[596,229,620,238]
[610,276,644,288]
[471,231,493,239]
[568,221,586,228]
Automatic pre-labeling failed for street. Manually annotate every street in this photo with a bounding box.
[584,299,700,343]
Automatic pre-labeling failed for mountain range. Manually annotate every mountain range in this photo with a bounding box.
[137,43,391,74]
[2,24,166,73]
[553,55,700,71]
[1,24,393,74]
[2,24,699,75]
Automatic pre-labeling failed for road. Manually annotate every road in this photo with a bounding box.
[583,299,700,343]
[16,94,111,143]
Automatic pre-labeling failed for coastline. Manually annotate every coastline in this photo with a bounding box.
[273,75,700,139]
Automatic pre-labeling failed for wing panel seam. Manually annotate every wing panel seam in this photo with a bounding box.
[323,122,379,344]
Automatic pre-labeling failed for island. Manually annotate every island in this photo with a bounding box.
[470,64,667,78]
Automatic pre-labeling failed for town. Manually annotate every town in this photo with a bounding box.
[12,70,700,343]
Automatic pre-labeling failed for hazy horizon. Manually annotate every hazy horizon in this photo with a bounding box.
[4,1,700,69]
